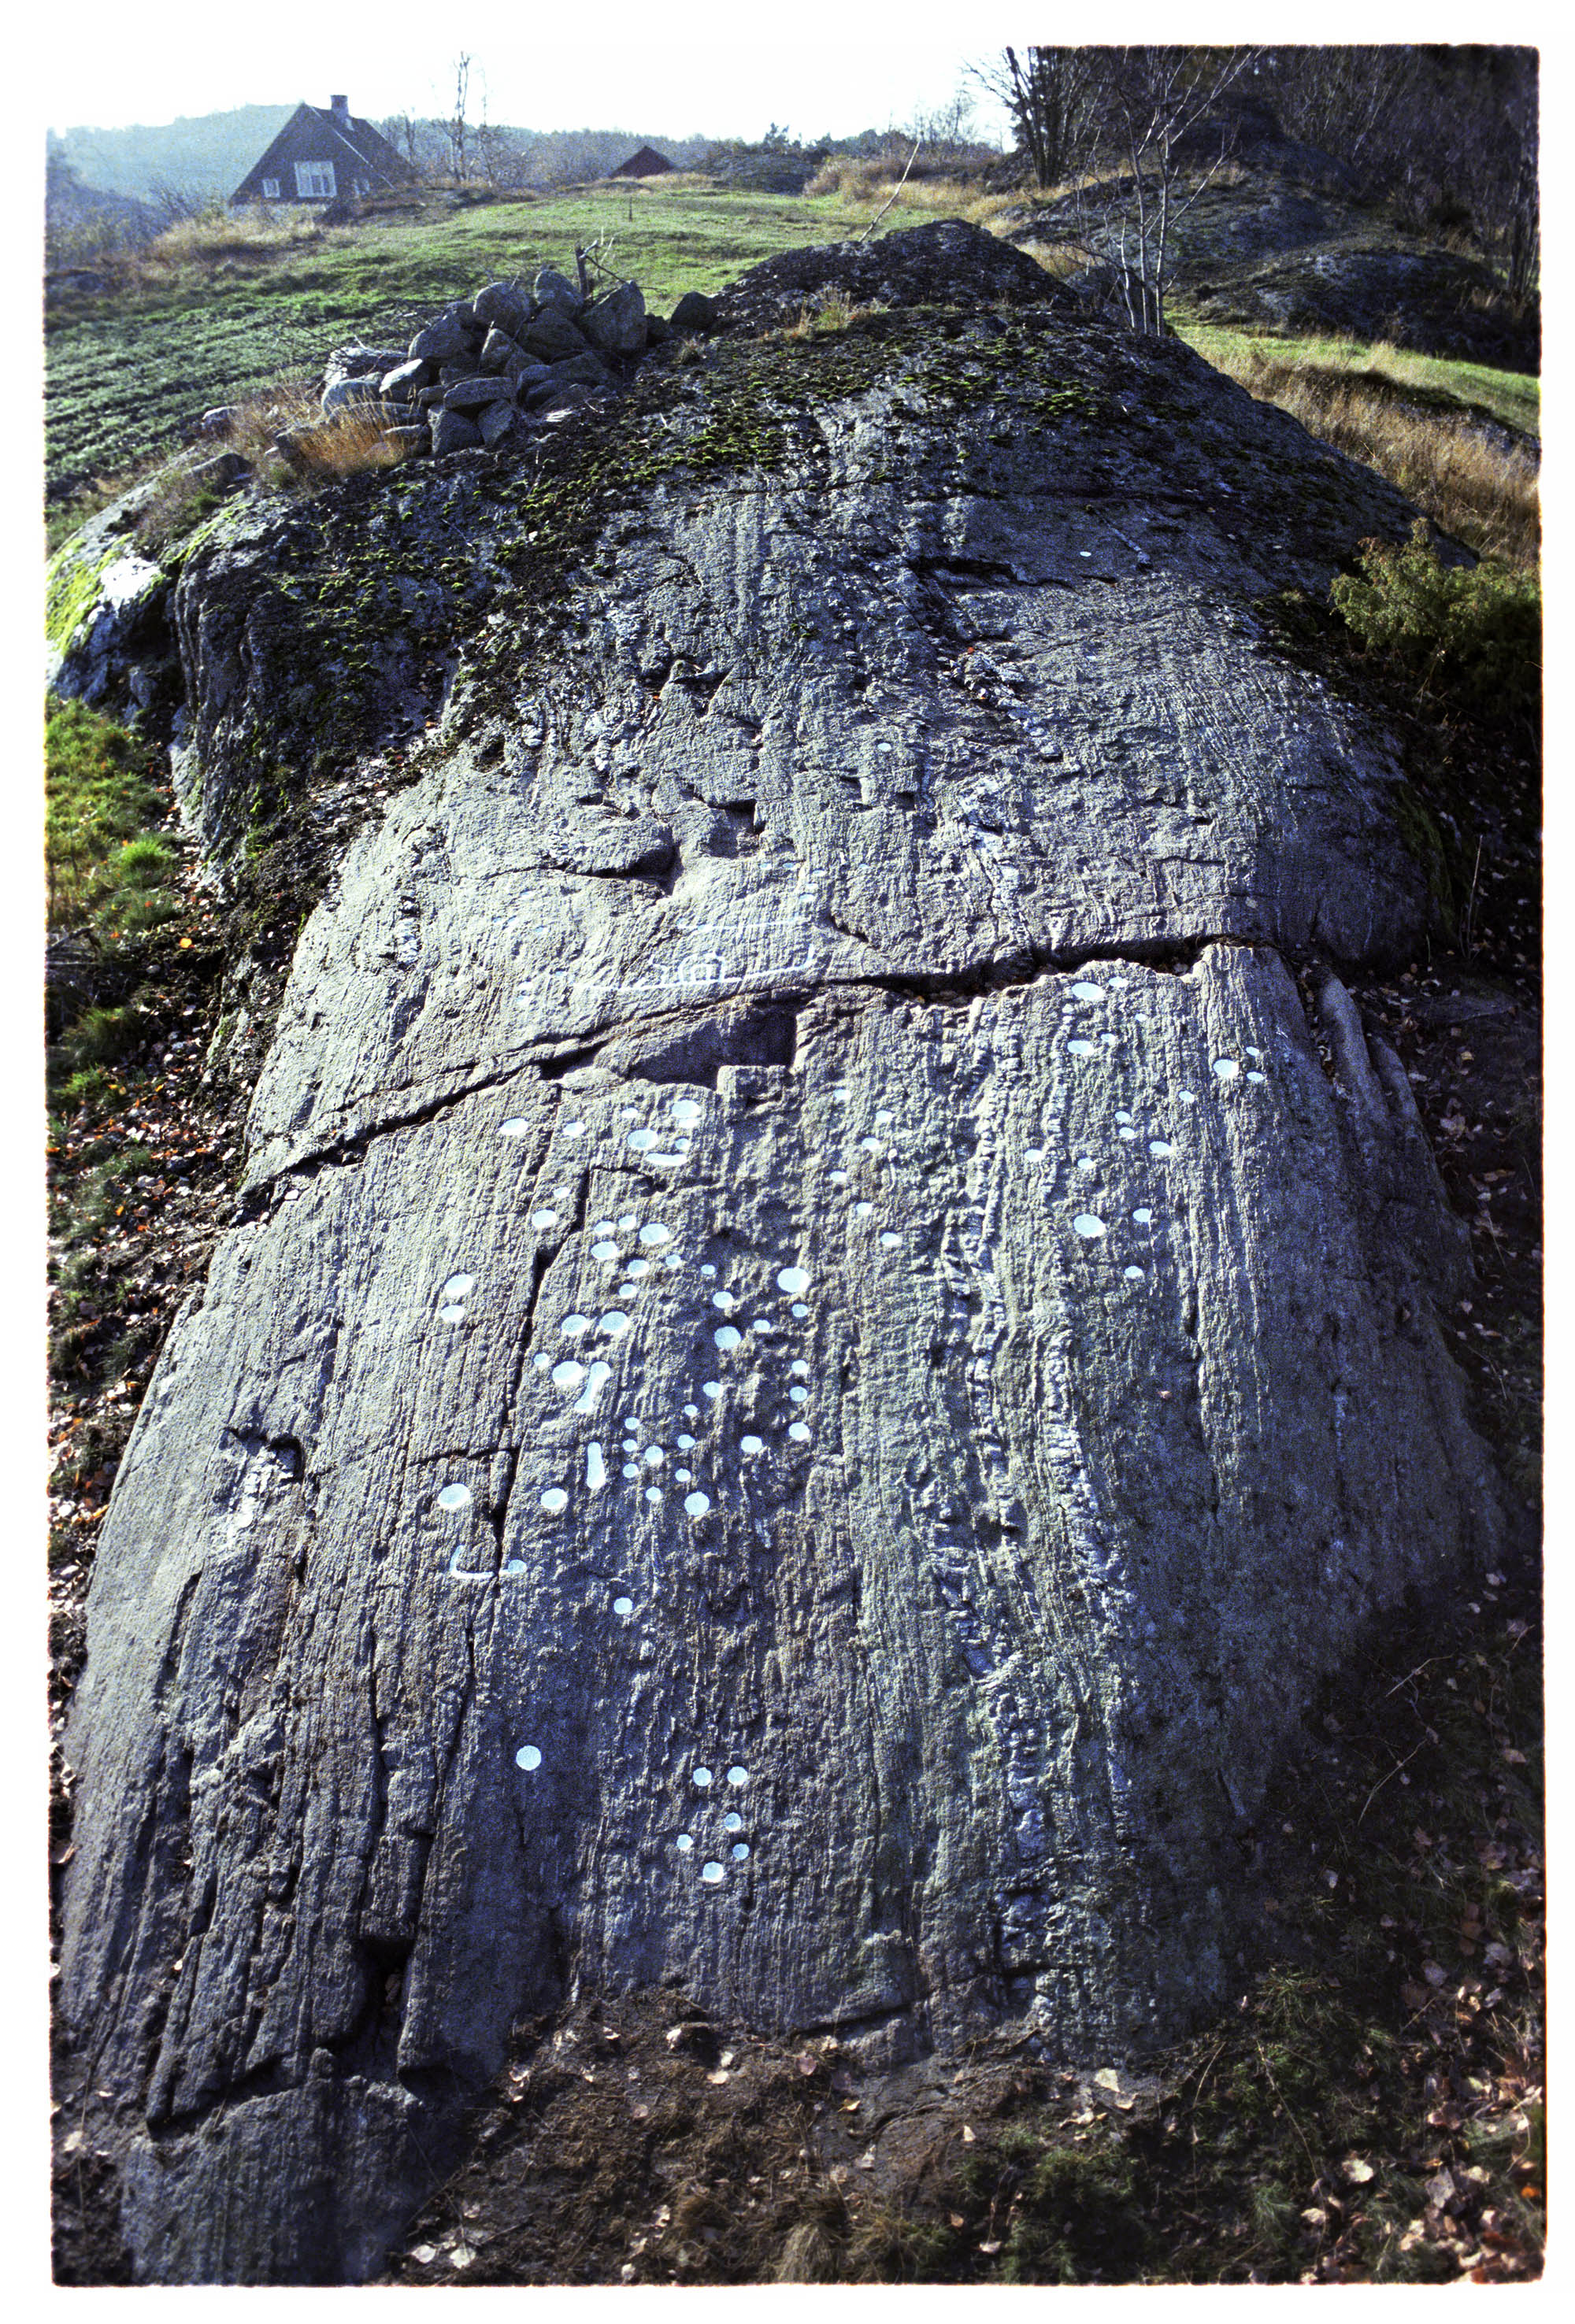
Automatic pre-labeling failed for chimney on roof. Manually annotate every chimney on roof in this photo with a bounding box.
[330,94,350,126]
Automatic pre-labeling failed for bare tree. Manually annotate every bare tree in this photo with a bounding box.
[446,54,472,186]
[1089,47,1259,335]
[970,44,1100,191]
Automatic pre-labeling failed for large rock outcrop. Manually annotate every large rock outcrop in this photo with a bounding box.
[59,222,1499,2282]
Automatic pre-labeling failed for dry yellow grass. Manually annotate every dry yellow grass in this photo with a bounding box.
[215,381,421,484]
[804,160,1014,230]
[71,203,353,298]
[1215,349,1539,570]
[286,405,422,478]
[776,290,888,340]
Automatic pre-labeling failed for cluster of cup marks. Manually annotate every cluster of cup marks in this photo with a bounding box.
[1041,975,1270,1268]
[432,1089,813,1883]
[429,983,1267,1875]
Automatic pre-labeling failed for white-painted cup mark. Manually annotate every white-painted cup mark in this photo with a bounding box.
[684,1491,712,1517]
[574,1361,612,1413]
[1072,1214,1107,1238]
[516,1745,542,1771]
[540,1486,569,1515]
[437,1483,472,1512]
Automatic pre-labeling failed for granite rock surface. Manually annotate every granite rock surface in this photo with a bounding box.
[59,224,1499,2282]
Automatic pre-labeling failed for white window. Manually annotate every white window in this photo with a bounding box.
[294,161,336,198]
[261,177,280,199]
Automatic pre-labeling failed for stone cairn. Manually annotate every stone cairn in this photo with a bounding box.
[284,267,720,464]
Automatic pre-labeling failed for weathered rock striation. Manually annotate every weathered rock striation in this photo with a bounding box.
[59,222,1499,2282]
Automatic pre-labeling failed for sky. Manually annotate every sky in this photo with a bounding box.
[35,0,1554,148]
[41,0,1028,145]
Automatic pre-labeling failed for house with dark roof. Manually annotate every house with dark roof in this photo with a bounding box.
[232,97,413,205]
[610,145,674,179]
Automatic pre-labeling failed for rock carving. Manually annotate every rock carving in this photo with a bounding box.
[58,223,1499,2282]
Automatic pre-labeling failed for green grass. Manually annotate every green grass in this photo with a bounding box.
[46,698,183,941]
[44,183,871,509]
[1174,319,1539,441]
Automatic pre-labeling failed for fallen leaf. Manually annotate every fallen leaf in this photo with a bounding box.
[979,2239,1003,2255]
[949,2213,965,2230]
[962,2124,976,2143]
[1341,2158,1376,2185]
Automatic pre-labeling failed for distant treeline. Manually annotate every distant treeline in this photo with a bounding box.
[46,108,978,210]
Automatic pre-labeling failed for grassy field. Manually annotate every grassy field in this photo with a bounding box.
[47,175,1541,566]
[1177,319,1540,440]
[1175,318,1540,568]
[44,181,873,506]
